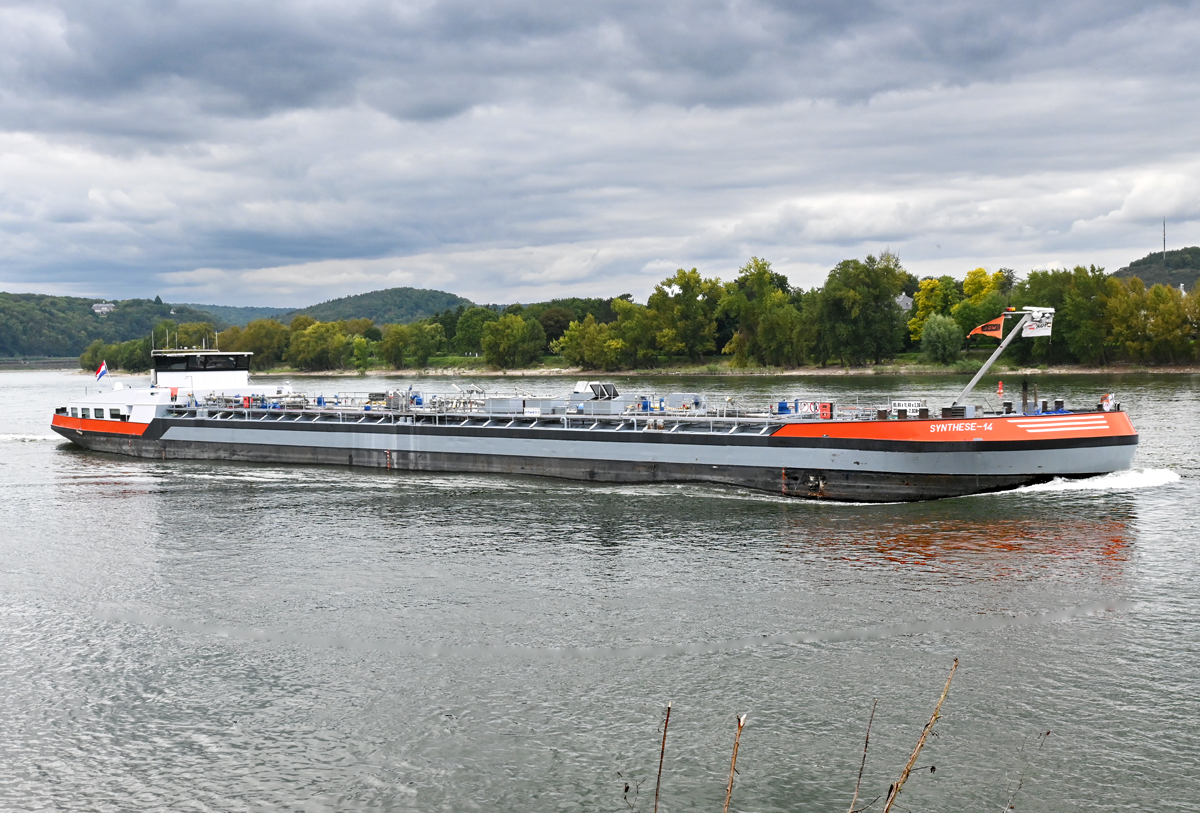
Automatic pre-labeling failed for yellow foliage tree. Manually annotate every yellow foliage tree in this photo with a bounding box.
[907,276,962,341]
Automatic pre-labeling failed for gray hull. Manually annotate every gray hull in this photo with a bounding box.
[54,415,1139,502]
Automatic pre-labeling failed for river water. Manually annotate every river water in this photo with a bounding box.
[1,369,1197,812]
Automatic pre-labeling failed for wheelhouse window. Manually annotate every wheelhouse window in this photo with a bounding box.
[153,354,250,373]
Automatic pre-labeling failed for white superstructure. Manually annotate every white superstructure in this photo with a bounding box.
[57,350,288,426]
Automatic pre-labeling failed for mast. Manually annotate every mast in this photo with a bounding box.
[952,313,1031,406]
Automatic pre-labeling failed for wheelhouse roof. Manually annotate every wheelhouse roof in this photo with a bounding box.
[151,349,253,356]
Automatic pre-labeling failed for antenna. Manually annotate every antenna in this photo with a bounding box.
[1164,218,1167,266]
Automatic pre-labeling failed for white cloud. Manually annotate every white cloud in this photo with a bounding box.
[1,1,1199,305]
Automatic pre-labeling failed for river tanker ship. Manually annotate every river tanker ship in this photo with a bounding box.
[50,308,1138,502]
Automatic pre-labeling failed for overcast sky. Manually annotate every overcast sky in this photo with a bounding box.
[2,0,1198,307]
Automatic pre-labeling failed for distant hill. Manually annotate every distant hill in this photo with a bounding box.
[291,287,473,324]
[174,303,296,327]
[1114,246,1200,290]
[0,293,223,357]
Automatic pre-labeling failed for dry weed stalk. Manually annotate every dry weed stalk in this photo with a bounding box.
[653,701,671,813]
[881,658,958,813]
[848,699,878,813]
[722,714,747,813]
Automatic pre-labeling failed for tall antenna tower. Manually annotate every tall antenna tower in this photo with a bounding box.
[1163,218,1167,266]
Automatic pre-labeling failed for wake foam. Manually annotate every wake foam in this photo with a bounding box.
[0,433,58,442]
[1014,468,1180,495]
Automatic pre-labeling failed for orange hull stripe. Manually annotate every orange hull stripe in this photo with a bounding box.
[52,414,150,437]
[771,412,1136,443]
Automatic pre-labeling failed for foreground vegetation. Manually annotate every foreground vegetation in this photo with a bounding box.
[76,254,1200,375]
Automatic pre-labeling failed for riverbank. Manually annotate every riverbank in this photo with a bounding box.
[0,357,79,370]
[42,360,1200,378]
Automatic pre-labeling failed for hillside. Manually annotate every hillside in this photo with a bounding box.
[291,287,473,324]
[0,293,222,357]
[1114,246,1200,290]
[175,303,296,326]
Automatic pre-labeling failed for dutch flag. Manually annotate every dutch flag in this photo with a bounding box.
[95,360,108,381]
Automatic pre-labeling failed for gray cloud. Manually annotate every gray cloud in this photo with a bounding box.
[0,0,1198,305]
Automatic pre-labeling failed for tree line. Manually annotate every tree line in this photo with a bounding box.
[78,256,1200,373]
[1,294,220,357]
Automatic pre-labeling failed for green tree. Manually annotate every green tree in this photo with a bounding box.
[552,314,623,371]
[813,253,906,366]
[481,314,545,369]
[1105,278,1151,362]
[1145,283,1189,362]
[352,337,373,372]
[289,314,317,333]
[453,307,500,354]
[286,322,349,371]
[920,314,963,364]
[379,324,410,369]
[717,257,793,366]
[646,268,721,362]
[152,319,178,349]
[116,338,152,372]
[757,300,805,366]
[341,317,375,337]
[432,305,465,342]
[1059,265,1116,365]
[537,307,574,344]
[234,319,291,370]
[1010,269,1076,364]
[79,339,108,371]
[408,323,446,367]
[176,322,216,348]
[609,297,660,368]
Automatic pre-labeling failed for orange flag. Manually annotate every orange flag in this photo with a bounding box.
[968,315,1005,339]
